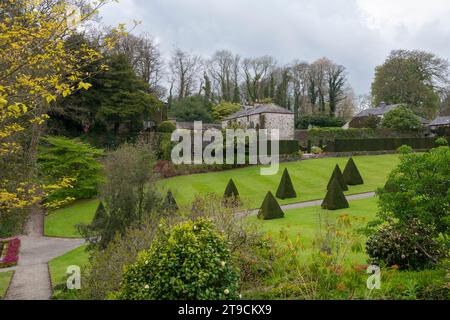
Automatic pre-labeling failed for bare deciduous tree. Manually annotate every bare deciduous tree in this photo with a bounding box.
[169,48,203,100]
[241,56,276,103]
[112,33,165,97]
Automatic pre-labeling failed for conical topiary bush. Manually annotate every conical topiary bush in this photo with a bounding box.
[276,168,297,199]
[258,191,285,220]
[223,178,239,199]
[92,201,108,227]
[163,190,179,213]
[322,176,349,210]
[343,158,364,185]
[327,164,348,191]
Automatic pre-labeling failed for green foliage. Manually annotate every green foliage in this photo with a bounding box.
[57,54,164,146]
[329,137,440,152]
[381,105,422,131]
[377,146,450,236]
[311,146,323,154]
[322,177,349,210]
[163,190,178,213]
[78,142,162,249]
[114,219,240,300]
[80,218,162,300]
[296,115,346,129]
[258,191,285,220]
[156,121,176,133]
[170,96,214,123]
[276,168,297,199]
[38,136,103,202]
[343,158,364,186]
[371,50,444,118]
[212,101,241,121]
[435,137,448,146]
[182,194,274,286]
[327,165,348,191]
[0,208,28,238]
[366,219,447,270]
[91,201,107,228]
[223,179,239,199]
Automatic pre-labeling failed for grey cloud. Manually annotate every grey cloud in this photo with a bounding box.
[99,0,450,95]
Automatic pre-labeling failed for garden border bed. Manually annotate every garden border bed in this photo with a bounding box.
[0,238,21,268]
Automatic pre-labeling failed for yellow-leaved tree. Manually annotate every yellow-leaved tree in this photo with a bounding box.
[0,0,124,231]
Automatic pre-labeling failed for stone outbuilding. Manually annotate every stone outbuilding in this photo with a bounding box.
[429,116,450,135]
[222,103,295,140]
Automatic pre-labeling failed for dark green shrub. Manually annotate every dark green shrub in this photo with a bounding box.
[258,191,285,220]
[343,158,364,185]
[114,218,240,300]
[163,190,178,213]
[182,194,275,286]
[327,165,348,191]
[366,219,447,270]
[80,216,169,300]
[223,179,239,199]
[156,121,176,133]
[296,115,346,129]
[435,137,448,146]
[383,179,400,193]
[330,137,439,152]
[377,146,450,236]
[322,177,349,210]
[78,142,162,249]
[38,136,103,202]
[92,201,107,227]
[381,105,422,131]
[276,168,297,199]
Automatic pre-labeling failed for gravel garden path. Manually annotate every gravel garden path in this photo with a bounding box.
[247,191,376,215]
[0,210,84,300]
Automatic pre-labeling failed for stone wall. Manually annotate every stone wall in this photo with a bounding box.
[222,113,295,140]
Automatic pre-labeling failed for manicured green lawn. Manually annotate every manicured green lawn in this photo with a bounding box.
[161,154,399,208]
[45,199,99,238]
[0,271,13,299]
[249,197,379,266]
[48,245,90,289]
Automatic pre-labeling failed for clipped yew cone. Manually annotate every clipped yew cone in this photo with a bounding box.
[258,191,285,220]
[327,164,348,191]
[276,168,297,199]
[322,176,349,210]
[163,190,179,213]
[343,158,364,186]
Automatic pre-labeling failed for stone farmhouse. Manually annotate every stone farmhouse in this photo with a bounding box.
[222,103,295,140]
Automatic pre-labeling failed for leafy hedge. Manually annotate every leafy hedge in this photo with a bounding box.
[266,140,299,155]
[296,127,425,149]
[326,137,442,152]
[296,116,346,129]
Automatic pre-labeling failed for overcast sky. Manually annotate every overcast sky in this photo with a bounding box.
[99,0,450,95]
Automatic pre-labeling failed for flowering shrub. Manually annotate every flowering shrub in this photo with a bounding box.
[366,219,447,270]
[113,218,240,300]
[0,238,21,268]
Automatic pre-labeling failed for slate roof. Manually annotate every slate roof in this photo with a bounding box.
[354,102,401,118]
[429,116,450,126]
[224,103,293,121]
